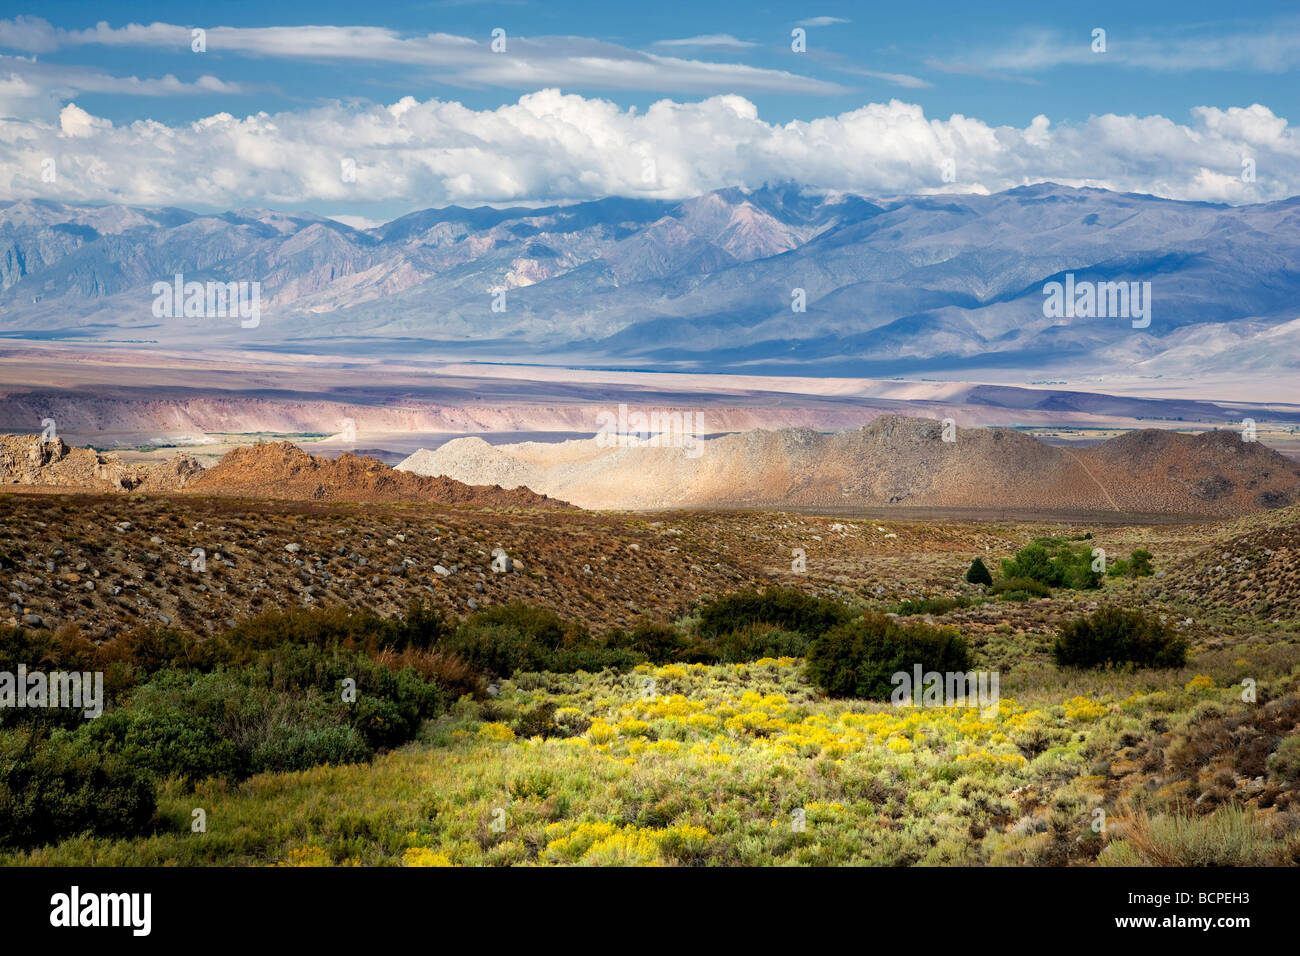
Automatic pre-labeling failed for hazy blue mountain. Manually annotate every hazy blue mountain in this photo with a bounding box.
[1,184,1296,378]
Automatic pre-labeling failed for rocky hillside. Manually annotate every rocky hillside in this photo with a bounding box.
[1147,503,1300,620]
[0,436,569,510]
[0,435,201,493]
[0,488,1208,642]
[398,416,1300,515]
[0,494,757,639]
[187,441,570,509]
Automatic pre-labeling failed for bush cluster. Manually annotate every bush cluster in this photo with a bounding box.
[1106,548,1155,579]
[0,603,451,849]
[696,588,852,640]
[1051,607,1188,669]
[1000,539,1102,591]
[990,577,1053,601]
[805,613,974,699]
[448,603,639,675]
[894,596,973,616]
[0,728,156,850]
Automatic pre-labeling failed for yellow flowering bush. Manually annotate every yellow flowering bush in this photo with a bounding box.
[478,722,516,741]
[404,847,457,867]
[1063,697,1109,722]
[271,846,331,867]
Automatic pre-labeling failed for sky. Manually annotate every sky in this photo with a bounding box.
[2,1,1298,223]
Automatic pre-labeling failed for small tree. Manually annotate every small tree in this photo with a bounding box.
[965,557,993,587]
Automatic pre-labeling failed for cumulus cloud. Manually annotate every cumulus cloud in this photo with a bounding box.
[1,91,1294,208]
[57,102,111,137]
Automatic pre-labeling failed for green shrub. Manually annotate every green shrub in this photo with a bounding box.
[1107,549,1155,579]
[224,599,452,660]
[250,724,370,773]
[74,645,444,783]
[443,623,546,676]
[1267,735,1300,785]
[348,664,442,749]
[110,626,229,674]
[80,707,246,785]
[805,613,974,699]
[0,728,157,849]
[991,577,1052,600]
[461,603,585,649]
[446,612,636,678]
[1001,539,1102,591]
[965,558,993,586]
[609,620,684,661]
[711,626,810,663]
[1130,549,1154,577]
[513,701,558,739]
[1052,607,1188,670]
[544,645,641,673]
[350,696,412,750]
[697,588,852,639]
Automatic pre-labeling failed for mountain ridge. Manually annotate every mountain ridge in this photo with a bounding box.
[4,184,1298,381]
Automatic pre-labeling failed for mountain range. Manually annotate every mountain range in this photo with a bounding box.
[3,184,1298,379]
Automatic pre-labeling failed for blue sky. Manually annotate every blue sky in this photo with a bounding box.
[2,1,1298,219]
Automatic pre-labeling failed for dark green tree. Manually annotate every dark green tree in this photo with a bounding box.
[965,557,993,586]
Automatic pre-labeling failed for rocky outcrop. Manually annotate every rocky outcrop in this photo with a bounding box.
[0,435,201,492]
[188,441,570,509]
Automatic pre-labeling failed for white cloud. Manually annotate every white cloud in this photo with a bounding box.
[835,66,932,89]
[440,49,845,95]
[797,17,851,28]
[0,16,59,53]
[979,22,1300,73]
[654,35,757,49]
[0,18,841,95]
[2,92,1295,208]
[327,214,382,230]
[0,56,249,98]
[58,102,111,137]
